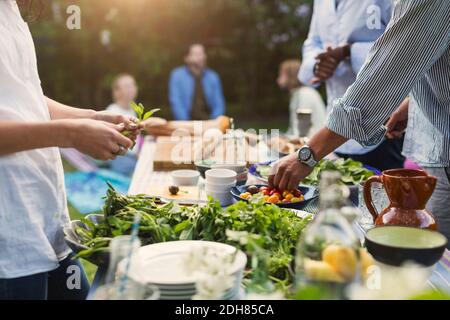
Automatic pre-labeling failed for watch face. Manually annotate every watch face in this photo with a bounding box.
[299,147,311,161]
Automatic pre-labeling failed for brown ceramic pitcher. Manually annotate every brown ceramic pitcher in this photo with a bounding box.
[363,169,437,229]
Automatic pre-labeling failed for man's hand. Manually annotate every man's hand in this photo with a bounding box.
[317,45,351,62]
[268,128,349,191]
[67,119,134,161]
[92,110,140,140]
[385,98,409,139]
[312,45,351,84]
[268,152,314,191]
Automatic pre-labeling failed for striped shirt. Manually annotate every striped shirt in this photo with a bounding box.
[327,0,450,167]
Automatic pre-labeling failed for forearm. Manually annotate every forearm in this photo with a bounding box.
[46,97,96,120]
[308,127,349,161]
[0,120,73,155]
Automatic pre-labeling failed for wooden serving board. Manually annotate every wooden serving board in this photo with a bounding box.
[152,134,262,171]
[146,185,207,201]
[153,136,220,171]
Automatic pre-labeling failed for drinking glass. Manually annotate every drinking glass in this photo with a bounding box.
[92,281,159,300]
[358,182,389,231]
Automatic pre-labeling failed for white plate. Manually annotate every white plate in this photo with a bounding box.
[159,287,238,300]
[159,286,242,300]
[122,240,247,285]
[143,269,243,290]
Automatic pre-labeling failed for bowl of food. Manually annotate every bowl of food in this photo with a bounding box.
[230,184,318,209]
[249,159,379,205]
[195,160,248,185]
[365,226,447,267]
[211,161,247,172]
[63,214,110,267]
[194,159,216,179]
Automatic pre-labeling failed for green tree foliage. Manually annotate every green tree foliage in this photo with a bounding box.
[30,0,313,123]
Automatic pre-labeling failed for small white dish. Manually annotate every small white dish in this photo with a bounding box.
[171,170,200,186]
[205,168,237,184]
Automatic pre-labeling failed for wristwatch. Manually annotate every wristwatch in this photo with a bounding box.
[297,145,318,168]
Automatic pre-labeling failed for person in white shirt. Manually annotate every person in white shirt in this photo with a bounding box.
[105,74,140,175]
[106,74,139,119]
[0,0,139,299]
[277,59,326,137]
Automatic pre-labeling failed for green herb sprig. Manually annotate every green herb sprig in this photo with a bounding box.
[122,101,160,149]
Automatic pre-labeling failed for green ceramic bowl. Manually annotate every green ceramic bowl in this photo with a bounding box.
[365,226,447,267]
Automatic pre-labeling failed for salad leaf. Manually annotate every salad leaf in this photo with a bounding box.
[257,159,374,186]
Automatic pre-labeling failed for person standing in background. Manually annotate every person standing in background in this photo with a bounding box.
[277,59,326,137]
[299,0,404,171]
[169,44,226,121]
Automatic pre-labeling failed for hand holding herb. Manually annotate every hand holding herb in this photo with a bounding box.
[121,102,160,149]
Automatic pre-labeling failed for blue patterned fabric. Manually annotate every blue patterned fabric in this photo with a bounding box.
[64,169,130,214]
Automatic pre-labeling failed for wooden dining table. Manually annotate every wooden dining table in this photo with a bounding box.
[88,136,450,298]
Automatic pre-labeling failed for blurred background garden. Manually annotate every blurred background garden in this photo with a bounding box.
[30,0,315,129]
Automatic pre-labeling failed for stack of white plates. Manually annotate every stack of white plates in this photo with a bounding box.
[120,240,247,300]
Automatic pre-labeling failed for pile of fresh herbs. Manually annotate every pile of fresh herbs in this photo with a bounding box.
[73,185,312,290]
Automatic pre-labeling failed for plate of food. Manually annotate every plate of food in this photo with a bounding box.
[249,159,379,205]
[230,184,318,209]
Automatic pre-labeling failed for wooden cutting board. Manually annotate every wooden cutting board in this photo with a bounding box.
[153,136,219,171]
[146,185,207,201]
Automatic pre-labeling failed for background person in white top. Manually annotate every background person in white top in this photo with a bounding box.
[105,74,140,176]
[106,74,139,119]
[0,0,139,299]
[277,59,326,137]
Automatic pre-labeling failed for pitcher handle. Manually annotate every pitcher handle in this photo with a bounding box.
[363,175,383,223]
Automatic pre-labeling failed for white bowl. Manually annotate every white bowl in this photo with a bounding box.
[170,170,200,186]
[206,190,234,206]
[205,169,237,184]
[205,180,236,193]
[211,161,247,174]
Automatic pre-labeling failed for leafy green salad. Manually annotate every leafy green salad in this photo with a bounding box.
[256,159,375,186]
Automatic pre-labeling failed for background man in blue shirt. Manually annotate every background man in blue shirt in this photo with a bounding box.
[169,44,226,120]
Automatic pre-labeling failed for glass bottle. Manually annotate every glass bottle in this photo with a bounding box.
[104,235,142,285]
[93,235,159,300]
[295,171,361,299]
